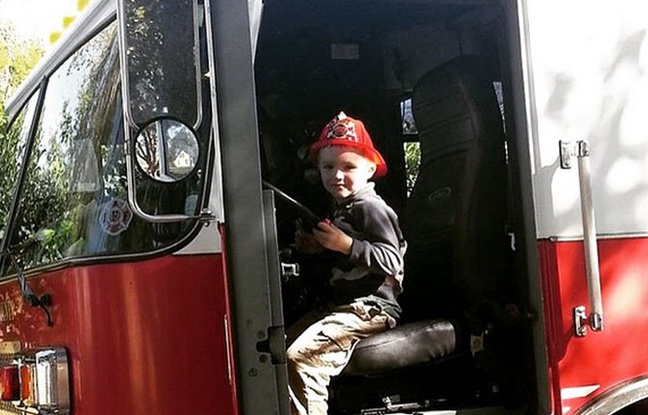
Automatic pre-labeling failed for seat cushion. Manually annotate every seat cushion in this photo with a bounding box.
[343,319,458,376]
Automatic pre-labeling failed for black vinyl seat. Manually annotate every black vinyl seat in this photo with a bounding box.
[343,319,458,376]
[336,55,509,401]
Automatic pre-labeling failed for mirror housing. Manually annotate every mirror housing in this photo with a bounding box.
[117,0,202,129]
[117,1,211,223]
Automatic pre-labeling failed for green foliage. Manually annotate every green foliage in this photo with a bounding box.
[404,141,421,196]
[0,25,45,246]
[0,24,44,109]
[0,109,18,241]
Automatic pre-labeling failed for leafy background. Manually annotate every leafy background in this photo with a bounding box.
[0,24,44,243]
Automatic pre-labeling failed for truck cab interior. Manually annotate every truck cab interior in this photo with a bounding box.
[253,0,534,413]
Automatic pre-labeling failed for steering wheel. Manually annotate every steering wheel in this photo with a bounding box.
[262,181,322,231]
[262,181,331,324]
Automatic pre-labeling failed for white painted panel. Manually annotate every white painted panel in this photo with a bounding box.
[523,0,648,238]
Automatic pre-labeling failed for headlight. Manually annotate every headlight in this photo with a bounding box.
[0,347,70,414]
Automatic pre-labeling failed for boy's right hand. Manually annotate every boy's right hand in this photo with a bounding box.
[294,220,324,255]
[312,220,353,255]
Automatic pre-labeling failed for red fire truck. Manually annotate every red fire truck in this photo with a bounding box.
[1,0,648,414]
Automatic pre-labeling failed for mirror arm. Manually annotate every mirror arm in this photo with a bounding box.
[115,0,139,130]
[190,0,203,130]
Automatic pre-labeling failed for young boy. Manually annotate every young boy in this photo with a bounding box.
[287,111,406,415]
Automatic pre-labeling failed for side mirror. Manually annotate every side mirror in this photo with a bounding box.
[117,0,212,223]
[134,118,199,182]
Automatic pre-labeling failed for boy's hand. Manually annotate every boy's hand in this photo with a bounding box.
[294,223,324,255]
[313,220,353,255]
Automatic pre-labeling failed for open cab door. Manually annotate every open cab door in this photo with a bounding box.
[521,0,648,414]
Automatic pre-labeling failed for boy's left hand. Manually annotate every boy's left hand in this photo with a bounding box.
[313,220,353,255]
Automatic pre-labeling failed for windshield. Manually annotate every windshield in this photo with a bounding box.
[1,21,204,275]
[0,93,39,250]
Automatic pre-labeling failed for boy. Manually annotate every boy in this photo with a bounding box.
[287,111,406,415]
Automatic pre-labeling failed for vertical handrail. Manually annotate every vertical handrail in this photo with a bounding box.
[576,140,604,331]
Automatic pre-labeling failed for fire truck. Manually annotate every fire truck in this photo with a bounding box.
[1,0,647,414]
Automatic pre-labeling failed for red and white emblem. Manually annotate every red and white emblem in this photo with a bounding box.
[99,199,133,236]
[327,119,358,141]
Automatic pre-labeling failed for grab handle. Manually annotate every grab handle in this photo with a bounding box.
[560,140,604,336]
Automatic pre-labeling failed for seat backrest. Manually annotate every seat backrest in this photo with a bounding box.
[400,55,509,321]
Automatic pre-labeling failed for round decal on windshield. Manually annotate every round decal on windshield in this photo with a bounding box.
[99,199,133,235]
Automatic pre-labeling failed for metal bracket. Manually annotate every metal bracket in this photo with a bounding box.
[574,305,603,337]
[198,208,217,223]
[280,262,300,281]
[574,305,588,336]
[560,140,575,169]
[560,140,591,169]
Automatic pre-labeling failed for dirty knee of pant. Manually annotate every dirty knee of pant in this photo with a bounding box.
[287,344,325,367]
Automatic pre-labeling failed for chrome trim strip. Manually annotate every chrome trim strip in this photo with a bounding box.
[546,232,648,242]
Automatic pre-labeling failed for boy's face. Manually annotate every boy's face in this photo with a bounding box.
[318,146,377,201]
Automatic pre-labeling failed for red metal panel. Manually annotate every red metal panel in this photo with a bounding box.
[539,237,648,414]
[0,254,238,415]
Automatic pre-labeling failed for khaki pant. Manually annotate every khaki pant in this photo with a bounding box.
[286,302,396,415]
